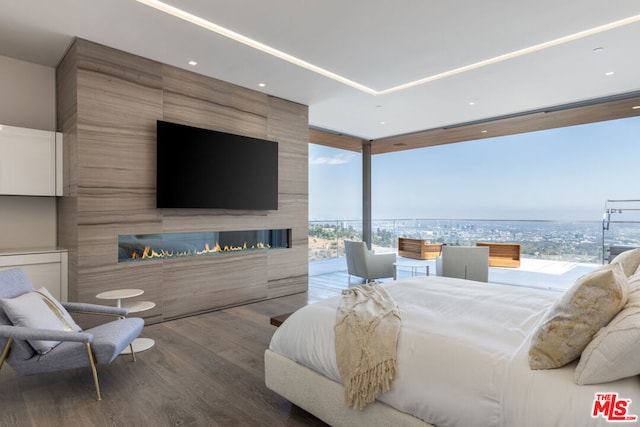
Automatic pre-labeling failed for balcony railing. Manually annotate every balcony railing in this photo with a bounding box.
[309,218,640,264]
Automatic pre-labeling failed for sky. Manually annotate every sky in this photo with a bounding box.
[309,115,640,221]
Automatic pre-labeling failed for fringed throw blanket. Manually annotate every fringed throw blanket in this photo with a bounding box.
[335,282,401,410]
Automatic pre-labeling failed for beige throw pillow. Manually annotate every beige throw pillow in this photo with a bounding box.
[611,248,640,277]
[633,266,640,289]
[575,276,640,384]
[529,263,628,370]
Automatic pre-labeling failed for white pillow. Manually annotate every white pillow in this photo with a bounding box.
[575,285,640,384]
[0,287,82,354]
[529,263,628,369]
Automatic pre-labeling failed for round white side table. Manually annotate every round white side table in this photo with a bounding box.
[393,262,430,280]
[95,288,144,308]
[96,288,155,353]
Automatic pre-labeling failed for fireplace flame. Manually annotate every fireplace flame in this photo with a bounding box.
[130,241,271,260]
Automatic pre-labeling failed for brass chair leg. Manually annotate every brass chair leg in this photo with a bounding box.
[0,338,13,371]
[85,343,101,401]
[129,343,136,362]
[119,315,137,362]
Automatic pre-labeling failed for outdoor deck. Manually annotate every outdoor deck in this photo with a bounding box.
[308,255,599,303]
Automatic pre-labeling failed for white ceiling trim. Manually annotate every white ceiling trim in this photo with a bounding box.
[376,14,640,96]
[137,0,640,97]
[136,0,377,94]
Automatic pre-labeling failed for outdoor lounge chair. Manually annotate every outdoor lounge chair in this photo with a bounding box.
[344,240,396,283]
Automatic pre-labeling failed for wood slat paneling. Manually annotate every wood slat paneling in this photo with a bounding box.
[162,64,269,120]
[371,94,640,154]
[308,127,363,152]
[308,94,640,155]
[57,38,309,323]
[56,42,80,301]
[161,91,268,140]
[268,97,309,198]
[75,38,163,91]
[161,253,268,319]
[160,210,268,233]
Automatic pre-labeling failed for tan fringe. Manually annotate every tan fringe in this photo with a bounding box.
[344,358,398,410]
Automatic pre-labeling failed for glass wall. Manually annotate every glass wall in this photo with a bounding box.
[309,143,362,219]
[370,116,640,222]
[309,116,640,265]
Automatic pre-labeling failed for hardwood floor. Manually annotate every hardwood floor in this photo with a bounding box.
[0,287,343,427]
[0,260,600,425]
[0,268,364,426]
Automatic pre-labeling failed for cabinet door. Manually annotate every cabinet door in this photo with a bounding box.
[0,124,57,196]
[0,252,68,301]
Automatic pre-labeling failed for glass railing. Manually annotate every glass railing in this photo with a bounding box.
[309,218,640,264]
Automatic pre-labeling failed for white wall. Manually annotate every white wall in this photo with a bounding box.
[0,55,57,250]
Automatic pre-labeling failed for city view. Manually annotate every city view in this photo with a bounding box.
[309,219,640,265]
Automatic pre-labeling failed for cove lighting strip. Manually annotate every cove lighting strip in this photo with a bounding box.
[136,0,640,96]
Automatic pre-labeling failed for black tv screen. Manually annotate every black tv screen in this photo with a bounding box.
[156,120,278,210]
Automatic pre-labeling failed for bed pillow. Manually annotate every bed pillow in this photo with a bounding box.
[574,274,640,384]
[529,263,628,370]
[0,287,82,354]
[633,265,640,288]
[611,248,640,277]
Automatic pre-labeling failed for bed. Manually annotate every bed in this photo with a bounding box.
[265,274,640,426]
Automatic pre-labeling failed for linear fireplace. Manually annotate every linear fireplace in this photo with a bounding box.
[118,229,291,262]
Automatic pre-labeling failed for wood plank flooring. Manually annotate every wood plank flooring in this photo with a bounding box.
[2,258,584,424]
[0,270,362,427]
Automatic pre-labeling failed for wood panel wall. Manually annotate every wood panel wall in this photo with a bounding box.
[56,39,308,322]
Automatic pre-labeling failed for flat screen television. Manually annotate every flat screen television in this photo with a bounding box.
[156,120,278,210]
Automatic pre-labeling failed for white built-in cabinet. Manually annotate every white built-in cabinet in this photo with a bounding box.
[0,123,62,196]
[0,249,68,301]
[0,123,67,300]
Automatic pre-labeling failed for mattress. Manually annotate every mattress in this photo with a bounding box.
[268,276,640,426]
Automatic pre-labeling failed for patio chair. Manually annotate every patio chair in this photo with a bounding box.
[436,245,490,282]
[0,268,144,400]
[344,240,396,283]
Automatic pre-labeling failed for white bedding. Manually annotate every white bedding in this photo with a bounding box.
[269,276,640,426]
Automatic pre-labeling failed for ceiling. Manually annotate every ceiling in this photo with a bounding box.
[1,0,639,142]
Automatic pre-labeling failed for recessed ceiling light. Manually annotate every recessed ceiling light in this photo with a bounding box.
[481,130,488,133]
[188,60,197,66]
[633,106,640,110]
[468,102,476,106]
[137,0,640,96]
[258,83,266,87]
[380,121,386,125]
[605,71,615,76]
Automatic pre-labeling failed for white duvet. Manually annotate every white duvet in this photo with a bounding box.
[269,276,640,426]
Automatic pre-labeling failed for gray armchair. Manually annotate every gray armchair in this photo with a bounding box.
[0,268,144,400]
[344,240,396,283]
[435,245,490,282]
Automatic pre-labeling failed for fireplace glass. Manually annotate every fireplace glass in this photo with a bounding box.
[118,229,291,262]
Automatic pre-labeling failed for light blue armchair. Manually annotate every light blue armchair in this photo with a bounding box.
[0,268,144,400]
